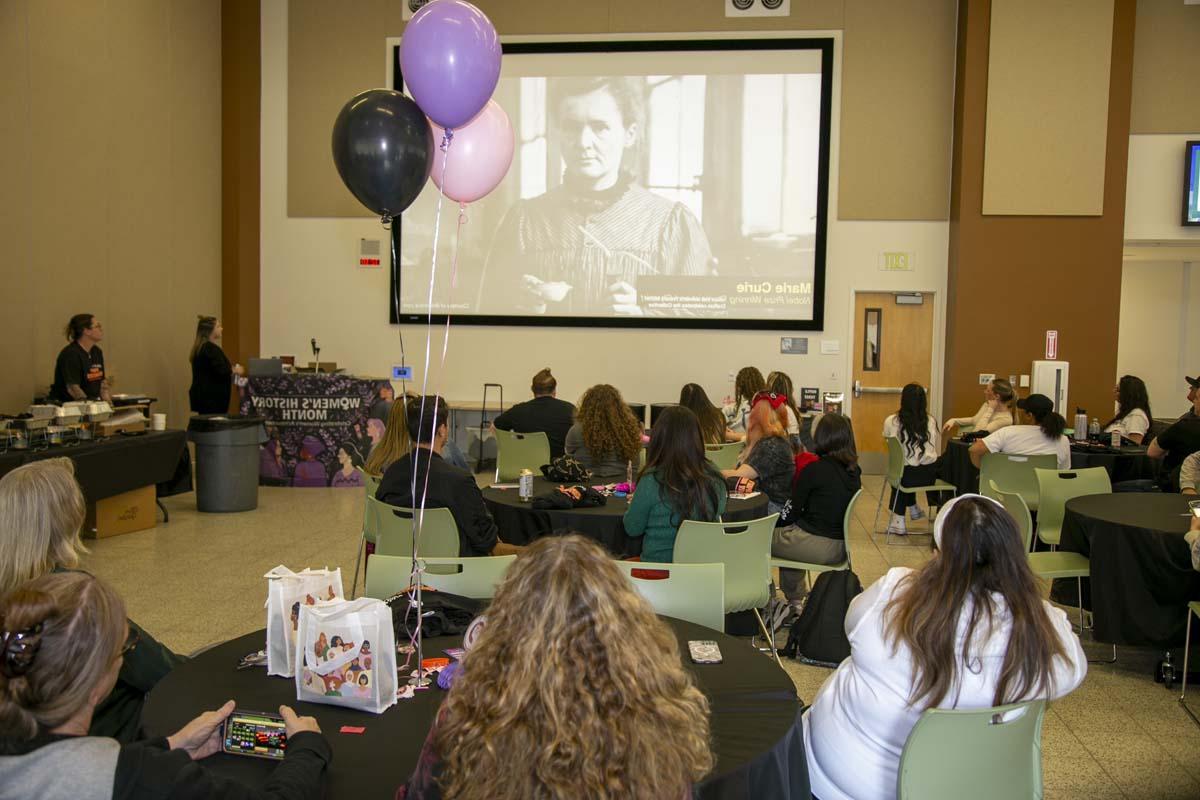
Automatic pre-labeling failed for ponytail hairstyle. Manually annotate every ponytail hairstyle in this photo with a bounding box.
[64,314,94,342]
[531,368,557,397]
[0,572,127,740]
[189,316,219,364]
[766,371,801,439]
[990,378,1016,410]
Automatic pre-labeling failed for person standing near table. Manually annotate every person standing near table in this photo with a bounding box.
[969,394,1070,470]
[1147,385,1200,491]
[49,314,111,403]
[1101,375,1152,444]
[492,368,576,459]
[377,397,519,557]
[188,316,243,415]
[942,377,1015,436]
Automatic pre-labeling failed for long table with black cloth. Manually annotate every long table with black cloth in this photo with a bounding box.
[143,621,809,799]
[940,438,1162,496]
[0,430,187,502]
[483,476,770,557]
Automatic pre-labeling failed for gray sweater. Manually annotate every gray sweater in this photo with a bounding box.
[564,424,635,480]
[0,736,118,800]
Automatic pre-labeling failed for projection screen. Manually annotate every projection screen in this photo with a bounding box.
[390,38,832,330]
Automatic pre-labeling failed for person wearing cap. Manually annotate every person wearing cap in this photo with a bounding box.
[1146,382,1200,492]
[968,394,1070,470]
[1183,376,1200,420]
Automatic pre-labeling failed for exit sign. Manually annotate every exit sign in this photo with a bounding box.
[879,251,914,271]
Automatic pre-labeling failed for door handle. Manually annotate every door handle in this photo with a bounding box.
[853,380,904,398]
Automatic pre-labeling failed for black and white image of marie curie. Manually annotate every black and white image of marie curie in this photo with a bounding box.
[394,42,830,327]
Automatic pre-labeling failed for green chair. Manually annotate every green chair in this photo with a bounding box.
[874,437,957,543]
[674,514,781,667]
[704,441,745,470]
[364,554,515,600]
[980,452,1058,511]
[365,497,459,572]
[771,488,862,592]
[1180,601,1200,728]
[493,428,551,482]
[897,700,1046,800]
[614,561,726,632]
[1034,467,1111,548]
[350,468,383,598]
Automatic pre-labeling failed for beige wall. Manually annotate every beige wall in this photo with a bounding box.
[1130,0,1200,134]
[0,0,222,424]
[287,0,956,222]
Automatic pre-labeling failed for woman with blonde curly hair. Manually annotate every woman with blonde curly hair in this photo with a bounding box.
[397,535,713,799]
[564,384,643,479]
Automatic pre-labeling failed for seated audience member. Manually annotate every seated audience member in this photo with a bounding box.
[1147,385,1200,491]
[773,414,862,606]
[377,396,516,557]
[766,370,803,448]
[1180,451,1200,495]
[364,396,411,476]
[564,384,642,480]
[970,394,1070,470]
[0,572,330,798]
[943,377,1015,436]
[883,384,948,536]
[624,407,727,562]
[396,535,713,799]
[1102,375,1152,444]
[723,392,796,515]
[679,383,733,445]
[0,459,183,742]
[492,368,576,459]
[722,366,766,436]
[804,495,1087,800]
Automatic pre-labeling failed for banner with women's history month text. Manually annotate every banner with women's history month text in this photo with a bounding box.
[239,375,392,487]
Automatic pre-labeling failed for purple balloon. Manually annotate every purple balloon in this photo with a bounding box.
[400,0,502,130]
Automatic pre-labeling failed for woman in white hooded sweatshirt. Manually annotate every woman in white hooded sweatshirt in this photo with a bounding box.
[803,495,1087,800]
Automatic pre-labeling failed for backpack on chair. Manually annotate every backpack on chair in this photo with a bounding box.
[780,569,863,667]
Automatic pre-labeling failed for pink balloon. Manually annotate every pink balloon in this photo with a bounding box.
[429,100,514,204]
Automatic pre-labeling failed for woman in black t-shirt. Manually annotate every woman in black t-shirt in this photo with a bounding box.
[188,316,243,415]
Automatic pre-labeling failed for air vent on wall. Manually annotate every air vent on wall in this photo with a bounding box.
[403,0,432,21]
[725,0,791,17]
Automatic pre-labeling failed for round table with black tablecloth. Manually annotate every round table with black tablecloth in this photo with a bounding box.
[1050,493,1200,647]
[143,621,808,800]
[940,439,1162,496]
[484,477,770,557]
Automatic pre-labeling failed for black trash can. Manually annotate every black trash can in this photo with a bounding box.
[187,415,267,512]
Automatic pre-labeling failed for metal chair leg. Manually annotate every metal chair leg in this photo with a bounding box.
[752,607,784,671]
[156,498,169,524]
[349,532,366,599]
[872,486,885,535]
[1180,611,1200,727]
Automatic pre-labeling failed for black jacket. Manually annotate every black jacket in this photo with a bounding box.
[376,449,499,557]
[780,456,862,539]
[492,396,576,459]
[189,341,233,415]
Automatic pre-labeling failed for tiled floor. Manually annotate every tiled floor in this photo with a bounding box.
[82,475,1200,799]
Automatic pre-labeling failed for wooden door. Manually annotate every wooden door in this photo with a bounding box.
[850,292,934,472]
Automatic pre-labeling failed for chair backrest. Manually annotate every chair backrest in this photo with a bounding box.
[884,437,907,484]
[365,497,460,559]
[1034,467,1112,544]
[980,453,1059,509]
[704,441,745,470]
[493,428,551,481]
[615,561,725,632]
[364,554,515,600]
[356,468,382,538]
[673,514,778,613]
[989,481,1035,553]
[840,488,865,571]
[898,700,1046,800]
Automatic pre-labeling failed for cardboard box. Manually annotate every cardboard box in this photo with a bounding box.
[84,485,156,538]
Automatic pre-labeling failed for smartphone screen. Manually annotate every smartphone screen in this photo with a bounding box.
[688,640,723,664]
[223,710,287,760]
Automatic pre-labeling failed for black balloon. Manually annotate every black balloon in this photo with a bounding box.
[332,89,433,221]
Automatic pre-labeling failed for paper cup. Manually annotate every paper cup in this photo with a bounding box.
[152,413,167,431]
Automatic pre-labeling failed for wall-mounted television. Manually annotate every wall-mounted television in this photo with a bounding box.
[1185,140,1200,227]
[389,37,833,331]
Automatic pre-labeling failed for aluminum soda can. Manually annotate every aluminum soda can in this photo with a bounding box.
[518,469,534,502]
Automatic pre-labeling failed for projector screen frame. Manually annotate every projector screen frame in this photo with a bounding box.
[389,36,834,331]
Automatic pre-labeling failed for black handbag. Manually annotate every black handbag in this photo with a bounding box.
[386,588,485,640]
[541,455,592,483]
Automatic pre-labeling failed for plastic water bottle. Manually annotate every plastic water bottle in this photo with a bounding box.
[1073,409,1088,441]
[1089,417,1101,439]
[626,460,634,493]
[1111,428,1121,448]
